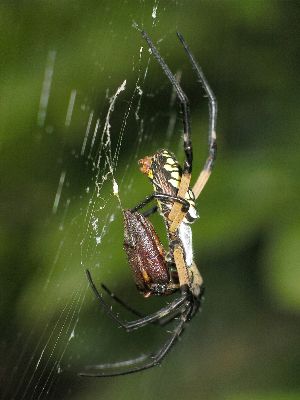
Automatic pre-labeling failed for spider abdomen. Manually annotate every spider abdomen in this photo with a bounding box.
[123,210,177,297]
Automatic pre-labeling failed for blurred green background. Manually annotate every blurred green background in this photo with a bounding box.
[1,1,300,399]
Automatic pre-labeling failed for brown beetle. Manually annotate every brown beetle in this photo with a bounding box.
[123,209,178,297]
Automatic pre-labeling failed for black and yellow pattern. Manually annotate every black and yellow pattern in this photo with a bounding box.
[145,149,199,223]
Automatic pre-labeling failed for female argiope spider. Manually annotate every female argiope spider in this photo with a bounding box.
[80,29,217,377]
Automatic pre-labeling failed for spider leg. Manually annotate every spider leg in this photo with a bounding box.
[101,282,187,327]
[86,269,188,331]
[176,32,217,199]
[101,283,145,318]
[141,30,192,176]
[79,306,191,377]
[131,193,189,214]
[124,298,188,331]
[140,30,193,232]
[142,205,158,217]
[82,354,149,372]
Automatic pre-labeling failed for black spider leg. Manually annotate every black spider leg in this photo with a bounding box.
[79,305,191,377]
[142,205,158,217]
[141,30,192,175]
[86,269,188,331]
[83,354,149,372]
[101,283,187,327]
[176,32,217,197]
[131,192,189,213]
[101,283,145,318]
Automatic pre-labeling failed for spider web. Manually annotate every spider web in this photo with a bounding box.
[1,4,186,399]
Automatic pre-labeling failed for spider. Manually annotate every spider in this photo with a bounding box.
[79,29,217,377]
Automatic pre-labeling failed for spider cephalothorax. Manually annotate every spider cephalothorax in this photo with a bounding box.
[80,29,217,377]
[139,149,199,223]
